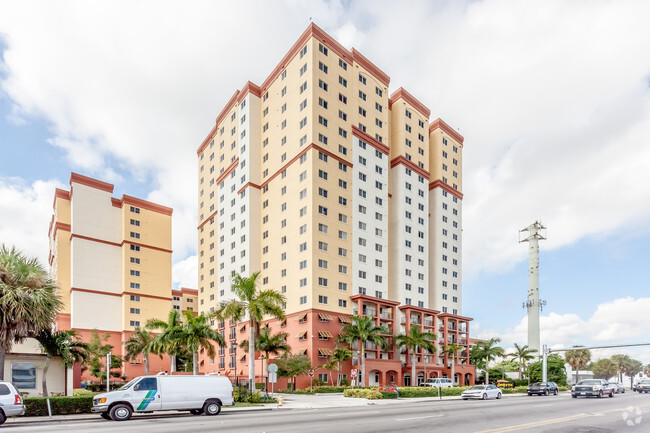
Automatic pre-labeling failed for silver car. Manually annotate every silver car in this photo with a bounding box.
[461,384,502,400]
[0,381,26,425]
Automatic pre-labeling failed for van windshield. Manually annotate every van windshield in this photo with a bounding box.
[119,378,139,390]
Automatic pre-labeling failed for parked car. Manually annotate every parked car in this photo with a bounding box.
[92,375,234,421]
[611,382,625,394]
[527,381,559,396]
[571,379,615,398]
[461,385,502,400]
[636,379,650,393]
[421,378,453,388]
[0,381,26,425]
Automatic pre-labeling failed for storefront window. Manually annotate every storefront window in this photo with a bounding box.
[12,363,36,389]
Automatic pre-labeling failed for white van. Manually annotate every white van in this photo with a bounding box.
[421,378,453,388]
[91,375,234,421]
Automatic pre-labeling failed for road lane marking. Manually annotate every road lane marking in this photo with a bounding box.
[532,404,552,408]
[396,414,444,421]
[325,410,381,417]
[472,413,589,432]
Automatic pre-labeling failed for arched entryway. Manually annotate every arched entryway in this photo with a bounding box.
[404,374,411,386]
[416,372,425,386]
[368,370,381,387]
[464,373,473,386]
[386,370,399,386]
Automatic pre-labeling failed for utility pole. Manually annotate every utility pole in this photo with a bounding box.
[520,221,546,354]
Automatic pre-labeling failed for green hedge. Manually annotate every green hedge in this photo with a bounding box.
[343,388,383,399]
[379,391,398,399]
[313,386,348,393]
[24,396,94,416]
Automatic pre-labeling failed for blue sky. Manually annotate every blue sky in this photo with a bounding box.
[1,0,649,364]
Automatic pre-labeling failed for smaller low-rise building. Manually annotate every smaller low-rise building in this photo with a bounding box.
[172,287,199,315]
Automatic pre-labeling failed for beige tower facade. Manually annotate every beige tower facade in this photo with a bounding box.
[49,173,174,384]
[197,24,472,387]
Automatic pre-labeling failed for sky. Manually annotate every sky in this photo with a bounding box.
[1,0,649,365]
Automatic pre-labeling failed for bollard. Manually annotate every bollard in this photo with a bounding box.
[278,395,283,406]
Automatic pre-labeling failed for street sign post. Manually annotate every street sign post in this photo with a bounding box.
[351,369,357,387]
[267,364,278,395]
[308,369,314,392]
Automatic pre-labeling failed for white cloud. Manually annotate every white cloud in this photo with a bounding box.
[476,297,650,364]
[171,255,198,291]
[1,0,650,285]
[0,177,63,265]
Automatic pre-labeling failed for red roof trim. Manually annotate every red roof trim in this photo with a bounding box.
[215,158,240,186]
[197,91,240,155]
[390,87,430,118]
[351,48,390,87]
[429,118,464,145]
[70,173,114,193]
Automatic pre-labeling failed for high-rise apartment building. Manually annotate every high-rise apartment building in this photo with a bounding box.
[197,24,472,388]
[172,287,199,314]
[49,173,174,383]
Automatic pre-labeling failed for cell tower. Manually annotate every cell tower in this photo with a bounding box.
[519,221,546,354]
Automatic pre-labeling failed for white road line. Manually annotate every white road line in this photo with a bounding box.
[532,404,553,408]
[395,414,444,421]
[325,410,381,417]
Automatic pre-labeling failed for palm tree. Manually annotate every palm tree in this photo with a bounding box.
[240,326,290,390]
[146,310,183,372]
[508,343,537,382]
[0,245,62,380]
[218,272,285,394]
[337,316,389,387]
[35,329,88,397]
[331,347,353,386]
[395,326,436,386]
[611,354,632,383]
[472,338,504,385]
[565,346,591,384]
[124,328,157,375]
[443,343,462,385]
[179,311,226,375]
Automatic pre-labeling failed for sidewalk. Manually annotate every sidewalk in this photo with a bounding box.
[4,392,531,425]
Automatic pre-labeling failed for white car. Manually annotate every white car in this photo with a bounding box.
[421,378,453,388]
[0,381,26,425]
[461,385,502,400]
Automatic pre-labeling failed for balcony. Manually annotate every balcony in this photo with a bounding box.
[410,317,421,325]
[424,319,434,327]
[380,312,392,320]
[363,308,377,317]
[448,324,457,331]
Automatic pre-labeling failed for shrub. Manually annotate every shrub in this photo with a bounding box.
[313,386,348,393]
[502,386,528,394]
[73,388,98,397]
[24,396,94,416]
[379,391,398,399]
[343,388,383,399]
[255,382,266,390]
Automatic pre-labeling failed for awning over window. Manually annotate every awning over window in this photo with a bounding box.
[296,348,307,355]
[297,331,307,338]
[297,313,308,322]
[319,348,333,356]
[318,331,333,338]
[338,316,352,324]
[239,354,246,361]
[318,313,333,321]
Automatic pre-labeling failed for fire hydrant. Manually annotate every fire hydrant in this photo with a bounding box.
[278,395,283,406]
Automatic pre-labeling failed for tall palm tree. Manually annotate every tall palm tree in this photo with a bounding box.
[337,316,389,387]
[395,326,436,386]
[443,343,462,385]
[611,354,632,383]
[35,329,88,397]
[471,338,504,385]
[218,272,285,394]
[565,346,591,384]
[179,311,226,375]
[240,326,290,390]
[331,346,353,386]
[124,328,157,375]
[321,357,338,386]
[508,343,537,382]
[146,310,183,372]
[0,245,62,380]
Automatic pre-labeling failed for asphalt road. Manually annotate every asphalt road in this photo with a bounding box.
[4,392,650,432]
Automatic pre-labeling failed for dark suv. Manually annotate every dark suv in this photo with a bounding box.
[527,381,559,396]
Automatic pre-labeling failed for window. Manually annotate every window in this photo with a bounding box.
[319,97,328,109]
[299,117,307,128]
[318,80,328,91]
[339,76,347,87]
[339,93,347,104]
[318,277,328,287]
[130,308,140,314]
[130,244,140,251]
[339,110,347,121]
[130,219,140,226]
[130,320,141,327]
[339,299,347,307]
[130,295,140,301]
[300,296,307,304]
[11,362,36,389]
[130,232,140,239]
[319,43,328,55]
[359,90,367,101]
[318,116,328,127]
[130,270,140,277]
[359,74,366,84]
[130,282,140,289]
[318,61,328,73]
[300,45,307,58]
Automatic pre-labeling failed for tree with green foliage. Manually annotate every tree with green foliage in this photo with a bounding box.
[83,330,122,386]
[508,343,537,382]
[320,357,338,386]
[147,310,183,372]
[590,358,618,380]
[331,346,353,386]
[528,354,567,385]
[123,328,157,375]
[565,346,591,384]
[0,245,61,380]
[35,329,89,396]
[178,311,225,375]
[470,338,504,384]
[625,359,643,389]
[442,343,462,385]
[611,354,632,383]
[218,272,285,394]
[338,316,389,387]
[275,353,312,391]
[240,325,290,390]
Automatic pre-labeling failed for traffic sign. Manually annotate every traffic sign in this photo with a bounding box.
[267,363,278,373]
[269,372,277,383]
[351,369,357,378]
[308,369,315,377]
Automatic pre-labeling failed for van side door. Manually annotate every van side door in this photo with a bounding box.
[132,377,162,412]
